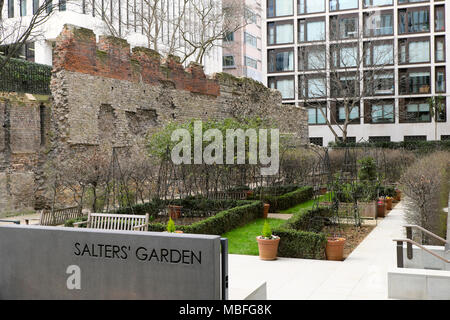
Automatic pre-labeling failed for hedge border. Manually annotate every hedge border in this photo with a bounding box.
[272,207,332,259]
[263,186,314,212]
[148,200,264,235]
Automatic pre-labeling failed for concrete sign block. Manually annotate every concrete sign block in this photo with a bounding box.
[0,225,222,300]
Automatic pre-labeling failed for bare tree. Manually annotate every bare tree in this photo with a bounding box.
[80,0,250,65]
[0,0,61,71]
[179,0,250,64]
[299,14,396,143]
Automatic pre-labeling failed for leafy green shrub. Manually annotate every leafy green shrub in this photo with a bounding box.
[357,156,377,181]
[272,228,327,259]
[166,218,175,233]
[64,216,88,227]
[261,220,272,238]
[261,186,314,212]
[272,206,332,259]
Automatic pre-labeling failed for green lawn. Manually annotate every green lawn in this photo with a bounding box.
[279,193,330,214]
[222,218,286,255]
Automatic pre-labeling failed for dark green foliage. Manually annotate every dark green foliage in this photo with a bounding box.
[272,228,327,259]
[64,215,88,227]
[147,201,264,234]
[262,186,314,212]
[0,57,51,95]
[329,140,450,154]
[357,156,377,181]
[272,206,332,259]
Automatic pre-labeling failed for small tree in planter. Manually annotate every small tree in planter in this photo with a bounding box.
[166,218,183,234]
[256,220,280,260]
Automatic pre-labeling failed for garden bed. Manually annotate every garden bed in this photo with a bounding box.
[322,225,375,259]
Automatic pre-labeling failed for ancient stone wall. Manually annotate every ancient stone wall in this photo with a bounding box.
[0,93,50,215]
[51,24,308,157]
[0,24,308,213]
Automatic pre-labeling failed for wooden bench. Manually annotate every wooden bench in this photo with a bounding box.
[73,213,149,231]
[24,206,84,226]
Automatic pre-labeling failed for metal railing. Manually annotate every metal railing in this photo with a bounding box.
[394,224,449,268]
[394,238,450,268]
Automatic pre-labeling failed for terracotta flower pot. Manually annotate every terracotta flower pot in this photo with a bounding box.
[386,197,393,210]
[263,203,270,219]
[256,236,280,260]
[326,237,346,261]
[174,230,184,234]
[395,190,401,202]
[377,200,386,217]
[319,187,327,195]
[168,205,182,220]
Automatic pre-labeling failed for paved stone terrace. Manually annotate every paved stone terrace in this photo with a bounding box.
[229,202,407,299]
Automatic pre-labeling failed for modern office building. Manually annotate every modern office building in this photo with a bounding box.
[263,0,450,146]
[222,0,264,82]
[0,0,223,75]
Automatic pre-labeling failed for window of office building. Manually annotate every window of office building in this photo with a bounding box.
[244,32,257,47]
[365,72,394,96]
[401,100,431,122]
[268,0,293,17]
[298,0,325,14]
[332,45,358,68]
[399,0,430,3]
[223,55,235,68]
[20,0,27,16]
[364,41,394,66]
[331,73,359,97]
[268,49,294,73]
[441,135,450,141]
[8,0,14,17]
[369,136,391,143]
[436,36,445,62]
[299,46,326,70]
[309,137,324,146]
[268,76,295,100]
[267,21,294,45]
[399,69,431,94]
[435,5,445,32]
[330,0,358,11]
[298,19,325,42]
[436,67,446,93]
[364,0,392,7]
[300,75,327,98]
[245,7,257,24]
[399,7,429,34]
[366,101,395,123]
[399,38,430,64]
[330,15,358,40]
[337,105,360,123]
[245,56,258,69]
[434,100,447,122]
[363,11,393,37]
[33,0,39,14]
[224,32,234,42]
[404,135,427,142]
[307,106,327,125]
[59,0,66,11]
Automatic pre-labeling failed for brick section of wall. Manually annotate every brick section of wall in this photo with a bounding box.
[52,24,220,97]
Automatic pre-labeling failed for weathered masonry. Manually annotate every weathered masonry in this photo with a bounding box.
[0,24,308,214]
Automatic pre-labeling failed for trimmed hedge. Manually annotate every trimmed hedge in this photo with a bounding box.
[114,197,241,217]
[148,200,264,235]
[272,207,332,259]
[329,140,450,153]
[263,186,314,212]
